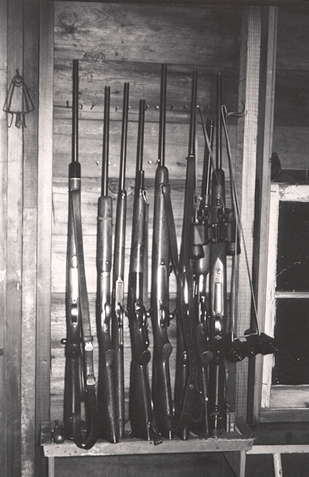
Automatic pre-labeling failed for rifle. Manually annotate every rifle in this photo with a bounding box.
[208,73,228,435]
[111,82,129,439]
[127,100,161,444]
[173,70,203,440]
[96,85,119,443]
[63,59,98,449]
[190,117,215,436]
[151,64,174,439]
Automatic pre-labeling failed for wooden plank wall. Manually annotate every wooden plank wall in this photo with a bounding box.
[6,1,24,476]
[36,2,54,476]
[0,1,8,476]
[0,2,53,476]
[1,1,43,476]
[51,1,242,422]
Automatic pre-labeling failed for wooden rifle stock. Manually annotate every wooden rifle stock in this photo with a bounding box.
[128,100,161,444]
[96,86,119,443]
[112,82,129,439]
[151,64,173,439]
[64,59,98,449]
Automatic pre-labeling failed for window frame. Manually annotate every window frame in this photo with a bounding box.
[260,182,309,422]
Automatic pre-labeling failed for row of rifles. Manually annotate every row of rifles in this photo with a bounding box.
[63,60,276,449]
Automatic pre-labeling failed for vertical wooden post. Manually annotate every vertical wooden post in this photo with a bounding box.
[21,1,39,475]
[234,6,262,421]
[1,1,53,475]
[233,6,278,424]
[249,6,278,426]
[0,1,8,476]
[36,1,54,476]
[5,0,24,475]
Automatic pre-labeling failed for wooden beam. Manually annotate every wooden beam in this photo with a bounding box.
[53,0,309,5]
[234,6,263,421]
[21,1,40,475]
[247,444,309,454]
[6,0,24,475]
[249,6,278,427]
[0,1,8,476]
[36,1,54,476]
[21,208,37,477]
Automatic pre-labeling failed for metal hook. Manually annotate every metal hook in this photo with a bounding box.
[222,101,246,118]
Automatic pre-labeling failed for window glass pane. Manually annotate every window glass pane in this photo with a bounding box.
[277,201,309,291]
[272,298,309,385]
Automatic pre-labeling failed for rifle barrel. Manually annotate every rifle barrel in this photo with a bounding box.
[188,69,197,159]
[72,59,79,163]
[201,118,214,199]
[180,69,197,264]
[216,73,222,170]
[101,86,110,197]
[119,83,129,191]
[158,64,167,167]
[136,100,146,179]
[114,83,129,282]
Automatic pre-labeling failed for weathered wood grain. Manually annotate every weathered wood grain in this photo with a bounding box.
[53,118,238,179]
[0,1,8,475]
[21,208,37,477]
[53,60,239,122]
[272,126,309,170]
[275,71,309,128]
[21,2,41,475]
[6,1,23,476]
[277,7,309,71]
[54,2,241,66]
[250,6,277,427]
[36,3,54,477]
[234,6,262,422]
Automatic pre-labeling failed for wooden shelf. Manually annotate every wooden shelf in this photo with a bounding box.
[42,428,254,477]
[43,432,254,458]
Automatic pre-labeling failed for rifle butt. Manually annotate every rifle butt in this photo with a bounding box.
[112,291,125,439]
[152,339,173,439]
[97,344,119,443]
[173,318,190,440]
[129,358,155,441]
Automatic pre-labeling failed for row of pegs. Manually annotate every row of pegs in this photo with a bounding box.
[64,100,195,111]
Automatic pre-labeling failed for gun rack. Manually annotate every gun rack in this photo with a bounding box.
[42,422,255,477]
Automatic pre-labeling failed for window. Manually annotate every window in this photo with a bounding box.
[261,183,309,421]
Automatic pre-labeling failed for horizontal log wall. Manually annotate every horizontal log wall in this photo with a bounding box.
[51,1,242,421]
